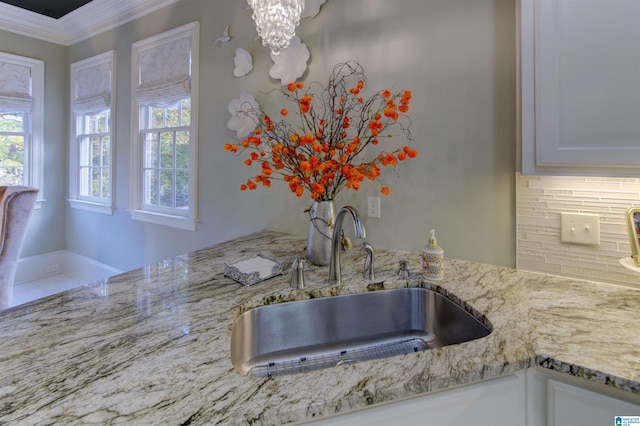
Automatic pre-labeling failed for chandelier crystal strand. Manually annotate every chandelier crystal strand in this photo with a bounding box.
[248,0,305,55]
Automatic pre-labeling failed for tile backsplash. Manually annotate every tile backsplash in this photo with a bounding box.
[516,173,640,287]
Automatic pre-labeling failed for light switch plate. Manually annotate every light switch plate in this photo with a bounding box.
[560,213,600,245]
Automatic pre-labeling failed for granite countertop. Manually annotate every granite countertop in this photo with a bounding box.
[1,230,639,424]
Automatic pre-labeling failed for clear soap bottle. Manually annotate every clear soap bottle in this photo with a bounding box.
[422,229,444,281]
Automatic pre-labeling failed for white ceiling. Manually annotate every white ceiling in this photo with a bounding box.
[0,0,181,45]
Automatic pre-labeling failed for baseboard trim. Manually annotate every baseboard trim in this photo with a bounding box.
[15,251,123,284]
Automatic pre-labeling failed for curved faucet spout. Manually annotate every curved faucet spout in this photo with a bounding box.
[329,206,366,285]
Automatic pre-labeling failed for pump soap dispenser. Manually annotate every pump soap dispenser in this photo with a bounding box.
[422,229,444,281]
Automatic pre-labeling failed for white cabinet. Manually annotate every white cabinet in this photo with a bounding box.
[309,373,526,426]
[526,367,640,426]
[519,0,640,176]
[309,368,640,425]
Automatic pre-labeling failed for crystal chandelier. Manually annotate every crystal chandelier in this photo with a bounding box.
[247,0,305,55]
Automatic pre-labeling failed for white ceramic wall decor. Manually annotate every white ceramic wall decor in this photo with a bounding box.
[215,25,231,44]
[233,48,253,77]
[227,92,260,138]
[301,0,326,18]
[269,36,309,85]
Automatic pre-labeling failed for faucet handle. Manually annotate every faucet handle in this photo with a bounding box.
[397,260,409,280]
[291,256,306,289]
[362,242,375,280]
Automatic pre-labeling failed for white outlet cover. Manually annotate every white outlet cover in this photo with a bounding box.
[560,212,600,245]
[367,196,381,219]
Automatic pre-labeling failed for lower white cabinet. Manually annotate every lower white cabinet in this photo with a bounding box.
[308,368,640,425]
[527,367,640,426]
[309,373,526,426]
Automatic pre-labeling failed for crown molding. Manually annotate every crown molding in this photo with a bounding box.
[0,0,181,46]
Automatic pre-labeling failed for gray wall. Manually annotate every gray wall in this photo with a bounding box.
[8,0,516,271]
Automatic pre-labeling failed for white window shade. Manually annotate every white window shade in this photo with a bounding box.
[0,61,32,113]
[134,37,191,108]
[72,62,111,115]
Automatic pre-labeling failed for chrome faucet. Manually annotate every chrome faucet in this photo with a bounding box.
[329,206,366,285]
[362,242,375,280]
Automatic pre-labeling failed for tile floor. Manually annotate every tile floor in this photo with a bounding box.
[12,274,85,308]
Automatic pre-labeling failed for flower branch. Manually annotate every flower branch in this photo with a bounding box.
[225,60,418,201]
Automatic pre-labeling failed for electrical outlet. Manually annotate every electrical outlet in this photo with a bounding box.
[367,196,381,219]
[560,212,600,245]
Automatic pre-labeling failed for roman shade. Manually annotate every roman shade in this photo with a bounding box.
[134,37,191,108]
[0,61,32,113]
[72,61,111,115]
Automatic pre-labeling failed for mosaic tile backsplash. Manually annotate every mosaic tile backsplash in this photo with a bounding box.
[516,173,640,287]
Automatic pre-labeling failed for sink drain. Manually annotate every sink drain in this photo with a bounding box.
[251,338,430,378]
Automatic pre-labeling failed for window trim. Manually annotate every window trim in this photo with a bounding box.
[129,21,199,231]
[0,52,44,208]
[68,50,116,215]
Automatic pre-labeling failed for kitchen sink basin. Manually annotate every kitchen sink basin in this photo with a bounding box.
[230,288,491,377]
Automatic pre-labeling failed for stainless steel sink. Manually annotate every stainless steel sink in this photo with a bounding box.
[230,288,491,377]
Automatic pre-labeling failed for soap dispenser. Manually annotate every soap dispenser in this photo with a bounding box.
[422,229,444,281]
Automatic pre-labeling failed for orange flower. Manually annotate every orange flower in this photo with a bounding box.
[224,143,238,153]
[244,158,252,166]
[382,90,391,98]
[381,153,398,167]
[287,82,297,92]
[404,146,418,158]
[380,186,390,195]
[240,184,247,191]
[357,80,364,89]
[280,108,288,116]
[300,134,316,145]
[299,161,312,174]
[296,82,304,89]
[397,151,407,161]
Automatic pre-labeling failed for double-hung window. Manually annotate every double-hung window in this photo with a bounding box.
[69,51,115,214]
[130,22,199,231]
[0,52,44,204]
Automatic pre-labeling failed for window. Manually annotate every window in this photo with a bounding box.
[0,52,44,204]
[69,51,115,214]
[130,22,199,230]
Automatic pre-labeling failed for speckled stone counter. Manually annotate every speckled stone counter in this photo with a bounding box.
[0,230,639,424]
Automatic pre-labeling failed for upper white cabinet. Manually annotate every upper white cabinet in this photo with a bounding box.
[519,0,640,176]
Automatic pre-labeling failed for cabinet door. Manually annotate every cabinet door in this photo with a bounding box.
[520,0,640,175]
[547,378,640,426]
[309,374,526,425]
